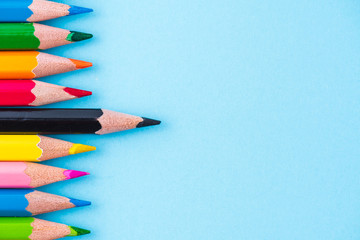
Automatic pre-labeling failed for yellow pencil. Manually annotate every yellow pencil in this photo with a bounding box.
[0,135,96,162]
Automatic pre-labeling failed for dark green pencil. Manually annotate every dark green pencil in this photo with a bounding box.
[0,23,92,50]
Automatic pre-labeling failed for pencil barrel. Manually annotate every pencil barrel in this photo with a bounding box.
[0,108,103,134]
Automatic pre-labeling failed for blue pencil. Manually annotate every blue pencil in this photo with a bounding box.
[0,189,91,217]
[0,0,93,23]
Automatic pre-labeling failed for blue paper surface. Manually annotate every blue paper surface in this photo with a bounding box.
[36,0,360,239]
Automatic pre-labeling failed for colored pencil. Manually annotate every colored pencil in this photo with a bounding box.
[0,162,89,188]
[0,0,93,23]
[0,108,161,134]
[0,217,90,239]
[0,189,90,217]
[0,23,93,50]
[0,51,92,79]
[0,80,92,106]
[0,135,96,162]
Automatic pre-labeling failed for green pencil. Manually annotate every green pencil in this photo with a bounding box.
[0,23,92,50]
[0,217,90,240]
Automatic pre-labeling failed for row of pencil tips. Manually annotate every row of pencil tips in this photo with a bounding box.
[0,161,92,237]
[0,0,140,239]
[0,0,94,106]
[0,0,94,108]
[0,1,96,238]
[0,0,96,236]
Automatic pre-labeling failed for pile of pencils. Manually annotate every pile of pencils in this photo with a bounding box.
[0,1,161,239]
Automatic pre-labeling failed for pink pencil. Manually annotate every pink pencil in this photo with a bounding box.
[0,162,89,188]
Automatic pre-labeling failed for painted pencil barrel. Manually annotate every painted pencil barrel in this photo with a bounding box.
[0,217,90,239]
[0,108,161,134]
[0,189,91,217]
[0,23,92,50]
[0,0,93,23]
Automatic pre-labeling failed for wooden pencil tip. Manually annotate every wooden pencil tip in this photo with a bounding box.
[69,144,96,155]
[63,170,90,180]
[137,117,162,128]
[69,59,93,69]
[69,226,91,236]
[64,87,92,98]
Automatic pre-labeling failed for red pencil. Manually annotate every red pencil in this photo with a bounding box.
[0,80,92,106]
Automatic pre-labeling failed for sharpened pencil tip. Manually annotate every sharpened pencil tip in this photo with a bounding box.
[70,198,92,208]
[137,117,161,128]
[67,31,93,42]
[69,226,91,236]
[63,170,90,180]
[68,5,93,16]
[69,59,93,69]
[64,87,92,98]
[69,144,96,155]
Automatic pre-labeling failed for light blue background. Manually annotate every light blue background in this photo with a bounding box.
[36,0,360,239]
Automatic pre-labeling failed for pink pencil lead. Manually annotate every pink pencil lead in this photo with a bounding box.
[63,170,90,180]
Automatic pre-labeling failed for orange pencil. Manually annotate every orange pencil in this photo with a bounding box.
[0,51,92,79]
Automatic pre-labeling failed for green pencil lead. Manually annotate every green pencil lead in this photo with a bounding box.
[69,226,91,236]
[67,31,93,42]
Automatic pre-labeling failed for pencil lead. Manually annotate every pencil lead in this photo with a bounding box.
[64,87,92,98]
[69,144,96,155]
[69,59,93,69]
[68,6,93,16]
[63,170,90,180]
[137,117,161,128]
[69,226,91,236]
[69,198,92,208]
[67,31,93,42]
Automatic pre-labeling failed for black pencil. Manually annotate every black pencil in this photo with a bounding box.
[0,109,161,135]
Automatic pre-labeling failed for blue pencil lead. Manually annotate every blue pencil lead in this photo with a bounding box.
[68,5,93,16]
[70,198,92,207]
